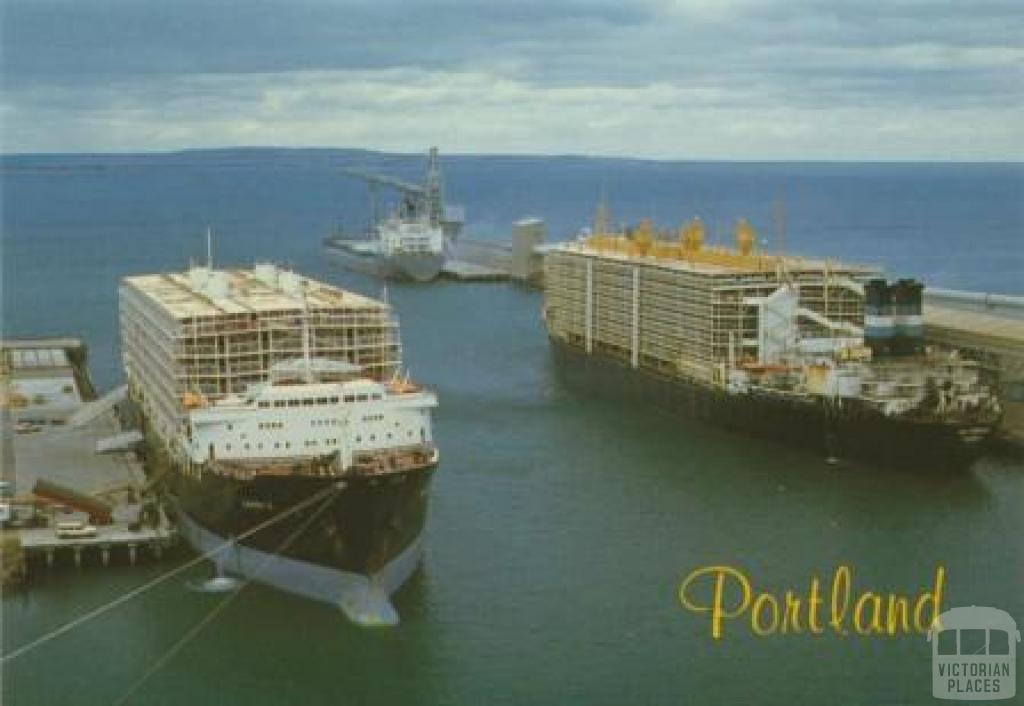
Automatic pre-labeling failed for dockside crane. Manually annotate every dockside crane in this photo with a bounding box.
[343,147,464,240]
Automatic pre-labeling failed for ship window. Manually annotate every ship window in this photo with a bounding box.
[330,396,339,404]
[274,400,285,408]
[285,442,291,449]
[372,394,382,401]
[288,400,299,407]
[274,442,280,449]
[303,399,314,407]
[370,435,376,442]
[344,395,355,403]
[258,443,263,450]
[317,397,328,405]
[356,436,362,443]
[227,424,233,431]
[357,394,368,402]
[226,444,232,451]
[258,401,269,408]
[244,443,250,450]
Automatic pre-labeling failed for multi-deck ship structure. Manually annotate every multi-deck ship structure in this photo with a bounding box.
[543,216,1002,467]
[323,147,464,282]
[120,263,438,625]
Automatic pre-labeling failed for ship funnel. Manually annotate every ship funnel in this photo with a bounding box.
[279,270,303,295]
[187,266,231,299]
[736,219,756,256]
[864,278,893,356]
[254,262,280,288]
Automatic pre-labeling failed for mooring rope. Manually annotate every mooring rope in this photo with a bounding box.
[1,480,344,663]
[111,486,340,705]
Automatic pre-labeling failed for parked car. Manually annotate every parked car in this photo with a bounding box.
[55,521,98,539]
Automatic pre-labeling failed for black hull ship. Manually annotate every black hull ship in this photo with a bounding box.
[550,340,997,469]
[121,264,439,625]
[543,215,1001,470]
[153,436,437,624]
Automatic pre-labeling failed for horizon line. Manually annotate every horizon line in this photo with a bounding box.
[1,146,1022,166]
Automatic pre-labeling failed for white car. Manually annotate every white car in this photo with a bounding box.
[55,521,98,539]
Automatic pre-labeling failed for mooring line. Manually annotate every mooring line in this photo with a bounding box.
[1,481,342,663]
[111,487,340,706]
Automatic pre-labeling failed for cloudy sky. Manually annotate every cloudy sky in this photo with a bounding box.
[2,0,1022,159]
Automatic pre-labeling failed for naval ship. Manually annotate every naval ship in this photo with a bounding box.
[323,147,464,282]
[120,263,438,625]
[543,214,1002,468]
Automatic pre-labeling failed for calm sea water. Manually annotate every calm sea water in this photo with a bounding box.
[2,152,1022,705]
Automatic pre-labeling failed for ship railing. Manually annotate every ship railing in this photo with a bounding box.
[207,451,344,480]
[348,445,436,477]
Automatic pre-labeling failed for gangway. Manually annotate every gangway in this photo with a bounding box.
[65,384,127,428]
[95,430,144,454]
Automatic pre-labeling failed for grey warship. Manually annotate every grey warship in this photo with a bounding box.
[324,147,464,282]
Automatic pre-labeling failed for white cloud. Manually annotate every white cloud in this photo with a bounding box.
[2,0,1021,157]
[3,68,1020,159]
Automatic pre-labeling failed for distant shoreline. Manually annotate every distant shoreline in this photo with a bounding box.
[2,147,1022,167]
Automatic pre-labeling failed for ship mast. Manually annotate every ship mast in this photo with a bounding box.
[594,184,612,236]
[772,196,790,283]
[424,146,445,228]
[300,283,314,384]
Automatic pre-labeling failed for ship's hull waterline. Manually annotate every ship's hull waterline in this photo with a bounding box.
[549,339,999,470]
[142,426,435,626]
[324,240,445,282]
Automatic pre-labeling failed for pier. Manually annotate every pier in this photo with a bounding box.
[923,289,1024,447]
[444,219,548,284]
[1,338,175,583]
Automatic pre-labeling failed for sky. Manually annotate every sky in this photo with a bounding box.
[1,0,1022,159]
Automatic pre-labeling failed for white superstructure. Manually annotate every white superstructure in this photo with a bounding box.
[377,216,445,258]
[120,263,401,449]
[185,359,437,471]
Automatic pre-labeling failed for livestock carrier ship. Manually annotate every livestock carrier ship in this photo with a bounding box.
[120,263,438,625]
[543,216,1002,468]
[323,147,464,282]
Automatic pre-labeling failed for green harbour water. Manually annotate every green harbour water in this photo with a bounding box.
[2,155,1022,704]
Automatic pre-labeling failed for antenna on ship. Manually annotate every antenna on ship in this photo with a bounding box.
[299,282,314,384]
[425,146,444,227]
[772,196,789,283]
[206,226,214,269]
[594,182,611,236]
